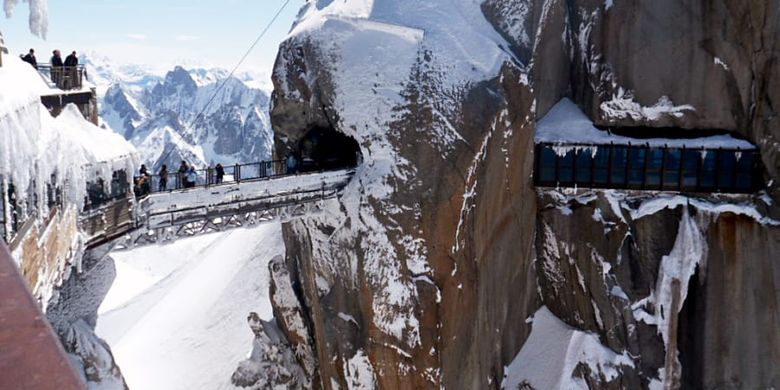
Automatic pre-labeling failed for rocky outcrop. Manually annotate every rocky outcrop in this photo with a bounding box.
[62,319,128,389]
[47,253,128,389]
[231,311,309,389]
[535,191,779,388]
[264,1,780,389]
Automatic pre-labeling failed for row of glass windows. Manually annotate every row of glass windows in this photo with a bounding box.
[535,144,762,193]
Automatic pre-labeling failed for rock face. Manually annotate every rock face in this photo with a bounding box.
[485,0,780,197]
[265,1,780,389]
[46,252,129,389]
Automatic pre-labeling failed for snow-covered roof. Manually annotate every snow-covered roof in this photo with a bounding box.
[535,98,756,150]
[1,54,137,215]
[48,104,136,164]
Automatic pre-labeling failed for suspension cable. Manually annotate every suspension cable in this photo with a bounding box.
[160,0,293,166]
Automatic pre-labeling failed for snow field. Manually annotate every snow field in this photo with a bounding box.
[96,223,284,390]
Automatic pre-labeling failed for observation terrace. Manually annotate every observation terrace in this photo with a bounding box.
[534,99,763,194]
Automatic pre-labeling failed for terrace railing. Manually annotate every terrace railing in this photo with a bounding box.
[37,64,86,90]
[133,160,291,197]
[534,142,763,194]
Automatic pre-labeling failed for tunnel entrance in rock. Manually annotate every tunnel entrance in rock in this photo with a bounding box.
[295,126,361,172]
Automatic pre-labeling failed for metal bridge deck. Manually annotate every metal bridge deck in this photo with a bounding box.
[82,169,354,251]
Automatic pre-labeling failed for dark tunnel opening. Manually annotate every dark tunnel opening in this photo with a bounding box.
[292,126,362,173]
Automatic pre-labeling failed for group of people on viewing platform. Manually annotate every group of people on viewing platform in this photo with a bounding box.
[133,161,227,197]
[21,48,79,69]
[20,48,81,88]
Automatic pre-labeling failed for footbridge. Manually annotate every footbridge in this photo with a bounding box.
[81,168,354,252]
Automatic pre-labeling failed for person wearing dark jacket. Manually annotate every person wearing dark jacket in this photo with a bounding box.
[50,50,63,66]
[64,51,78,66]
[63,51,79,89]
[215,163,225,184]
[22,49,37,69]
[50,50,64,87]
[178,161,189,189]
[158,165,169,191]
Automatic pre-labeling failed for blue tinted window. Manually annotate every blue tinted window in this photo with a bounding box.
[645,149,664,187]
[681,150,700,190]
[611,147,628,185]
[593,148,610,184]
[627,148,646,187]
[538,147,557,183]
[558,150,575,184]
[663,149,681,189]
[575,150,593,184]
[699,151,716,189]
[717,151,737,189]
[735,152,755,191]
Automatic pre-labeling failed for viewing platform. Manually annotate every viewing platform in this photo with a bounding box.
[534,99,764,194]
[36,63,98,125]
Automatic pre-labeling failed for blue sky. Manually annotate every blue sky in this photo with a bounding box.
[1,0,305,73]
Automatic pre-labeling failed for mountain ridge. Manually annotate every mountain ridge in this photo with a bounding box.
[84,54,274,170]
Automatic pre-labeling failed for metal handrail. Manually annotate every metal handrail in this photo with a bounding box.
[37,64,87,90]
[132,159,295,197]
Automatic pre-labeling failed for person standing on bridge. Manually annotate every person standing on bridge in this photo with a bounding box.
[158,164,168,191]
[22,49,37,69]
[186,167,197,188]
[136,164,151,196]
[215,163,225,184]
[286,154,298,175]
[178,161,189,189]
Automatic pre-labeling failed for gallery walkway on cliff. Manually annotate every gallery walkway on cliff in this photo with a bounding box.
[533,99,765,194]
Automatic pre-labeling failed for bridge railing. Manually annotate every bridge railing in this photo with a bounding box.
[133,160,291,196]
[534,142,764,193]
[37,64,86,90]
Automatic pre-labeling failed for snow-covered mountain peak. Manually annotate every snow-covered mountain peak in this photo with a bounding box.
[92,56,273,170]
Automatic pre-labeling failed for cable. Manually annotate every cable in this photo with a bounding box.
[190,0,292,128]
[160,0,293,167]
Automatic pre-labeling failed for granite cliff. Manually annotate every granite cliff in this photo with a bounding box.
[247,0,779,388]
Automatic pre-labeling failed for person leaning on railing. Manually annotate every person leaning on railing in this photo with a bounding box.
[215,163,225,184]
[158,165,169,191]
[64,51,79,89]
[50,50,64,87]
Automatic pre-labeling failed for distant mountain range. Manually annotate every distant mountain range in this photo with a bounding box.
[83,53,274,171]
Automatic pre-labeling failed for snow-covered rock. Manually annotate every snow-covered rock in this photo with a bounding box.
[265,0,780,389]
